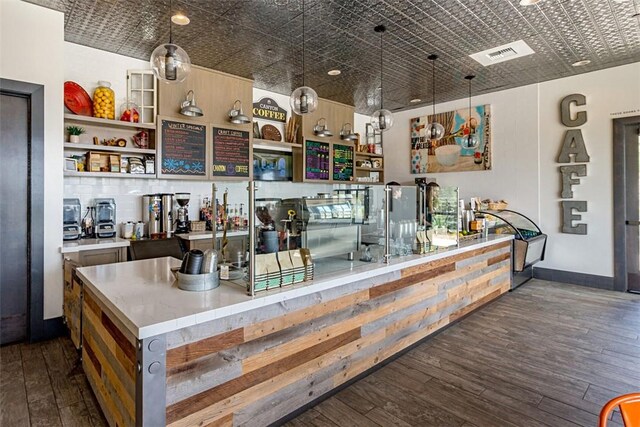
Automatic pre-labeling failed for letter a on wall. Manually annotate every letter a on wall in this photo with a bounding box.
[558,130,590,163]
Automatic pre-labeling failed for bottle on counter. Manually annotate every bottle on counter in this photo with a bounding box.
[82,206,95,238]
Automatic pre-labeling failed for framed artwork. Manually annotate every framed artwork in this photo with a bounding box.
[410,104,491,173]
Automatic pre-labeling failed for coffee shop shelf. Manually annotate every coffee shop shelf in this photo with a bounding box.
[63,171,157,179]
[63,143,156,155]
[355,151,384,158]
[356,167,384,172]
[253,138,302,152]
[64,113,156,130]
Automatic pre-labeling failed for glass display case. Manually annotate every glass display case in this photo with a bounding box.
[481,209,547,287]
[428,186,459,248]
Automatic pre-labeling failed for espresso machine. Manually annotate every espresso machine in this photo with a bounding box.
[63,198,82,240]
[175,193,190,234]
[94,198,116,238]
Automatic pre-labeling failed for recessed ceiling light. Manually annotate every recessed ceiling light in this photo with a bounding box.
[410,98,422,103]
[328,69,341,76]
[519,0,543,5]
[572,59,591,67]
[171,14,190,25]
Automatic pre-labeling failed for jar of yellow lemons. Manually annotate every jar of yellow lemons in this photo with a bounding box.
[92,81,115,120]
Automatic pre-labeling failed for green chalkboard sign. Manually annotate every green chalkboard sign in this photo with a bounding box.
[333,143,354,181]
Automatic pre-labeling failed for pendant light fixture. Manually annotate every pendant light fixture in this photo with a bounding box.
[289,0,318,115]
[370,25,393,132]
[425,54,444,141]
[462,75,479,149]
[150,0,191,83]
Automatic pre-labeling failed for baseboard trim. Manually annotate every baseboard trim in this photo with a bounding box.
[31,316,66,342]
[533,267,614,291]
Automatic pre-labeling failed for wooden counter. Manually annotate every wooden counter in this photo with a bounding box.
[76,236,512,426]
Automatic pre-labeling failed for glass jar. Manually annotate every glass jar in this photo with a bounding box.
[119,100,140,123]
[93,81,115,120]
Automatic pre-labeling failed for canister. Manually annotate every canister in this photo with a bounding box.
[143,194,162,238]
[121,221,134,238]
[161,193,174,237]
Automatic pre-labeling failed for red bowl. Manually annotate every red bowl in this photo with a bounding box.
[64,81,92,116]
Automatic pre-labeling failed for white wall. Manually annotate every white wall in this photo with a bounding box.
[538,63,640,276]
[1,0,65,319]
[383,62,640,277]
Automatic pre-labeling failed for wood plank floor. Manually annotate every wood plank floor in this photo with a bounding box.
[0,279,638,426]
[286,280,640,427]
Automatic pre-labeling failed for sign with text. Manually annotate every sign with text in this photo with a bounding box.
[160,119,206,176]
[333,143,354,181]
[211,127,250,177]
[305,140,330,181]
[253,97,287,123]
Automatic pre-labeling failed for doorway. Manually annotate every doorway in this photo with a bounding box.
[0,79,45,344]
[613,116,640,293]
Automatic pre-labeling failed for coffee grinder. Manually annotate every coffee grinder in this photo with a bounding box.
[63,198,82,240]
[175,193,190,234]
[94,198,117,238]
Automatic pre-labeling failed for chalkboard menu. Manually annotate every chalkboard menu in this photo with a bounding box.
[211,127,250,177]
[305,140,330,181]
[160,119,207,176]
[333,143,354,182]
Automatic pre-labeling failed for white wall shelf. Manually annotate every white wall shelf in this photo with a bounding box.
[63,171,156,179]
[64,113,155,130]
[63,142,155,155]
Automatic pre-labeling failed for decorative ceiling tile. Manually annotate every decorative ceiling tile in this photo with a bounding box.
[25,0,640,113]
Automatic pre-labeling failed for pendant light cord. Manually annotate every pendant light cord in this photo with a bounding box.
[380,30,384,109]
[169,0,173,44]
[468,78,471,123]
[431,59,436,117]
[302,0,305,87]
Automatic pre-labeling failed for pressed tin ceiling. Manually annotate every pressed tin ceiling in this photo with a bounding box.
[26,0,640,114]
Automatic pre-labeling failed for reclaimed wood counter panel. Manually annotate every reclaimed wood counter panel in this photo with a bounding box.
[163,240,511,427]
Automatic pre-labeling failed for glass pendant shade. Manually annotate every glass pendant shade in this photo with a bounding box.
[371,108,393,132]
[426,121,445,141]
[289,86,318,115]
[150,43,191,83]
[463,132,479,149]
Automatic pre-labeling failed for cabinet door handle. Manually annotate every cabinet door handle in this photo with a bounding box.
[626,220,640,226]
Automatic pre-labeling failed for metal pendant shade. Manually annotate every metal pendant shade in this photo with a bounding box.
[150,1,191,83]
[228,99,251,124]
[462,75,479,149]
[340,123,358,140]
[180,90,203,117]
[289,0,318,115]
[313,118,333,137]
[426,54,444,141]
[370,25,393,132]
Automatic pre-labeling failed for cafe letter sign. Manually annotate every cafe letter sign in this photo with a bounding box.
[253,97,287,123]
[558,94,590,235]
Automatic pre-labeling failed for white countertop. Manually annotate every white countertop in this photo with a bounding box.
[176,230,249,240]
[76,235,513,339]
[61,237,130,254]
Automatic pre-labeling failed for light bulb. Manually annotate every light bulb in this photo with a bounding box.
[463,133,479,149]
[426,121,445,140]
[290,86,318,115]
[150,43,191,83]
[370,108,393,132]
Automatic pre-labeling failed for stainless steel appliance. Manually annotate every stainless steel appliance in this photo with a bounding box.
[94,198,116,238]
[480,209,547,288]
[175,193,190,234]
[278,195,360,259]
[161,193,174,237]
[63,198,82,240]
[142,194,162,238]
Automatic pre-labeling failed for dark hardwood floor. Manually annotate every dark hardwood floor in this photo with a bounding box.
[0,279,638,426]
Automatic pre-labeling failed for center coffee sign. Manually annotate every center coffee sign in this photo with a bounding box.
[253,97,287,123]
[211,127,250,178]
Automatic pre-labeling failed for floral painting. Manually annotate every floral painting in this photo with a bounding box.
[410,104,491,173]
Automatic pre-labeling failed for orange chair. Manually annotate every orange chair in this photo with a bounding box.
[599,393,640,427]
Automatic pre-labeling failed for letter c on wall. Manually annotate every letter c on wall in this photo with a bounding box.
[560,94,587,127]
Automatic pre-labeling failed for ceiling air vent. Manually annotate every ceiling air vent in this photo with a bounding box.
[469,40,535,66]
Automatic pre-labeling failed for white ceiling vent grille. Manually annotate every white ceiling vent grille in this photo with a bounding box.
[470,40,535,66]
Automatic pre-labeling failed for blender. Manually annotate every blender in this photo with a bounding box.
[63,198,82,240]
[175,193,191,234]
